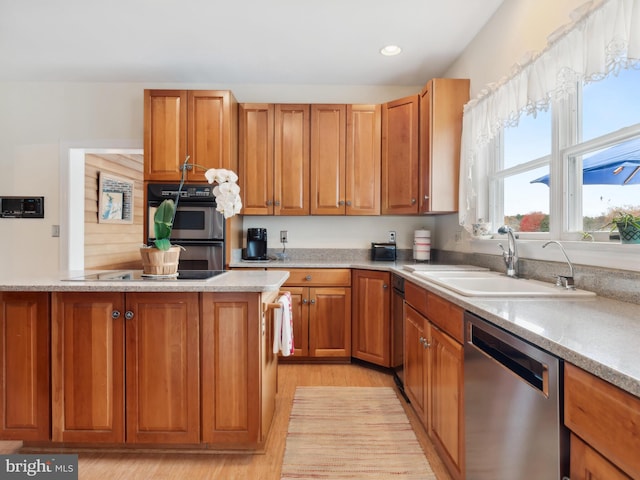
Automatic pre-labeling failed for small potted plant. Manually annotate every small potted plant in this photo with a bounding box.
[139,199,183,275]
[607,211,640,244]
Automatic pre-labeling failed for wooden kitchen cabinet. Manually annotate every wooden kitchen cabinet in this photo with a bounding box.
[0,292,50,441]
[381,94,420,214]
[240,103,380,216]
[404,281,464,480]
[52,292,200,445]
[201,292,276,447]
[144,89,238,182]
[565,363,640,479]
[239,103,275,215]
[310,104,346,215]
[274,104,311,215]
[418,78,469,213]
[276,269,351,359]
[352,269,391,366]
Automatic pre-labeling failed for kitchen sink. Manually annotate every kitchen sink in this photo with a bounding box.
[415,271,596,297]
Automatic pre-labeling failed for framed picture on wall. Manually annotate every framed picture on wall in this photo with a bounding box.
[98,172,134,224]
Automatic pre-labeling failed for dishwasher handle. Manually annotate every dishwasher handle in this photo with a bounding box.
[468,320,549,396]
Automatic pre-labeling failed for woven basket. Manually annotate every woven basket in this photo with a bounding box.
[140,246,181,275]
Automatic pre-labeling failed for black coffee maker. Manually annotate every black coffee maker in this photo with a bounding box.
[242,228,268,260]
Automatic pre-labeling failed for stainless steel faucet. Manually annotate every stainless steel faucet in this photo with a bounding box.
[542,240,575,289]
[497,225,518,278]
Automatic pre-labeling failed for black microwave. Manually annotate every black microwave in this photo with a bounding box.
[1,196,44,218]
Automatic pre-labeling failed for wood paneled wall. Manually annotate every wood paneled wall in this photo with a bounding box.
[84,154,144,270]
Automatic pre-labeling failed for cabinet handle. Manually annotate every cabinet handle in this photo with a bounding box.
[266,200,273,206]
[112,310,121,319]
[305,275,312,281]
[346,200,351,206]
[275,200,281,206]
[124,310,134,320]
[383,284,388,289]
[338,200,345,206]
[302,299,308,305]
[310,299,316,305]
[424,195,429,200]
[411,198,417,204]
[419,336,430,349]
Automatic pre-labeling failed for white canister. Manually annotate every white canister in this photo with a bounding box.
[414,230,431,261]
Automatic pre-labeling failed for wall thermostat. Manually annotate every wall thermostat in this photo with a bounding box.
[1,196,45,218]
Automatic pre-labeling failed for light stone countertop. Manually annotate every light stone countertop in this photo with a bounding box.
[232,258,640,398]
[0,269,289,293]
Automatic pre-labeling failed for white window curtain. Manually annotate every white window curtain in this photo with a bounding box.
[459,0,640,232]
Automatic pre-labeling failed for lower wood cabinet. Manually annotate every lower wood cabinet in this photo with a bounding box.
[52,291,200,445]
[351,269,391,367]
[404,281,464,480]
[565,363,640,479]
[0,292,50,441]
[275,269,351,359]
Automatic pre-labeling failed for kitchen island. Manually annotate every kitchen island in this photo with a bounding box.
[0,269,289,451]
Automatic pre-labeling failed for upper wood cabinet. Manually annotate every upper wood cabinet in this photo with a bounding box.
[419,78,469,213]
[381,95,420,214]
[274,104,311,215]
[144,89,238,182]
[310,104,346,215]
[0,292,50,441]
[240,103,381,215]
[239,103,275,215]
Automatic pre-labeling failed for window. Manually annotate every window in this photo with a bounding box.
[492,108,552,233]
[491,66,640,240]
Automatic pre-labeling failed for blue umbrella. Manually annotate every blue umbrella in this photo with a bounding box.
[531,136,640,185]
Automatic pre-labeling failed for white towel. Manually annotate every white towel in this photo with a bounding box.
[273,291,294,356]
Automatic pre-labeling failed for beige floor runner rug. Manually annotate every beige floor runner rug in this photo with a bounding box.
[281,386,436,479]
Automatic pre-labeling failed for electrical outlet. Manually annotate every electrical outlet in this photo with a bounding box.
[388,231,396,243]
[280,230,288,243]
[51,225,60,237]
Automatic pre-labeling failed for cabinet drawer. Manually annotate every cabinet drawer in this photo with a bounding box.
[276,268,351,286]
[405,281,428,317]
[565,363,640,479]
[426,292,463,344]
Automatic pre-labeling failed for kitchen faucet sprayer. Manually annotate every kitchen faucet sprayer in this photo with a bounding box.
[542,240,576,289]
[497,225,519,278]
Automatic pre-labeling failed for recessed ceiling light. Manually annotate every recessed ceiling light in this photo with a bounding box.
[380,45,402,56]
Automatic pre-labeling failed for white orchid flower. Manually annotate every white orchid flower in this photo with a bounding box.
[205,168,242,218]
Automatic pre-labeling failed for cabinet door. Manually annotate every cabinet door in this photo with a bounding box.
[381,95,419,214]
[404,304,428,424]
[310,104,346,214]
[144,89,188,181]
[125,292,200,444]
[0,292,50,441]
[274,104,310,215]
[429,325,464,480]
[239,103,274,214]
[419,79,469,213]
[352,270,390,366]
[201,292,261,445]
[309,287,351,358]
[188,90,238,175]
[52,292,125,443]
[570,433,631,480]
[346,104,381,215]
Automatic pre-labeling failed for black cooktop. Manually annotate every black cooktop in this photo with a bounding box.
[64,270,227,281]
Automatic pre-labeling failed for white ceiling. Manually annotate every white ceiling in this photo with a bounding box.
[0,0,504,86]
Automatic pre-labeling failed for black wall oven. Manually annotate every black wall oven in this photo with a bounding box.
[147,183,225,270]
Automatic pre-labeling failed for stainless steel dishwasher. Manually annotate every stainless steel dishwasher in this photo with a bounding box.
[464,311,569,479]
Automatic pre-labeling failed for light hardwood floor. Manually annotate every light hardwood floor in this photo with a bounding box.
[1,362,452,480]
